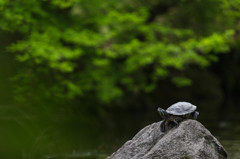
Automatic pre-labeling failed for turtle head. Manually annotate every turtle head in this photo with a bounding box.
[157,107,170,119]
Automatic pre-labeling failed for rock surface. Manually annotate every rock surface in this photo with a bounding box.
[107,120,227,159]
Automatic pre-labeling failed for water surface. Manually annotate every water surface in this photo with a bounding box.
[0,103,240,159]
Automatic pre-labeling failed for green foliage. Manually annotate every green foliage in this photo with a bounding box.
[0,0,239,104]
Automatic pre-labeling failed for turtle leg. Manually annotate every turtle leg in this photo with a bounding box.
[160,120,166,132]
[165,120,174,132]
[192,111,199,119]
[173,117,184,127]
[173,119,179,126]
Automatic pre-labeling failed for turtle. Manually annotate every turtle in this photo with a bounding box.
[157,101,199,132]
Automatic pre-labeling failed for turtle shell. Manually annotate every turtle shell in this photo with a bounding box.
[166,101,197,116]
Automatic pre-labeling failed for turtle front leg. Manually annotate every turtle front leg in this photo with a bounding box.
[160,120,166,132]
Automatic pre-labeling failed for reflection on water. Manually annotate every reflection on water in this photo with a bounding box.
[0,103,240,159]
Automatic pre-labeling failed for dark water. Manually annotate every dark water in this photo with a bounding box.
[0,102,240,159]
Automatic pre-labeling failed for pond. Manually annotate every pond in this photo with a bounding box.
[0,101,240,159]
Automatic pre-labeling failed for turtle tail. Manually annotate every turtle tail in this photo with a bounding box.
[192,111,199,119]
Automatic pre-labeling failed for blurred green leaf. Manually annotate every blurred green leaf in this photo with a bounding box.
[0,0,238,104]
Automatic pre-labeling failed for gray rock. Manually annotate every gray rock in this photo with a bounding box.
[107,120,227,159]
